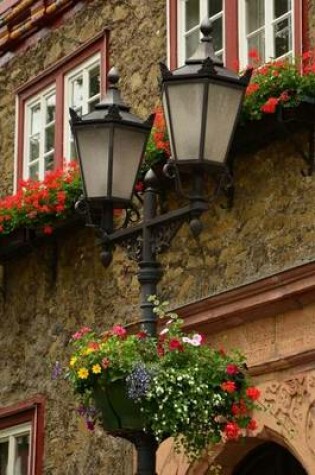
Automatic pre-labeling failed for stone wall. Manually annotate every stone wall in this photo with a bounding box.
[0,1,315,474]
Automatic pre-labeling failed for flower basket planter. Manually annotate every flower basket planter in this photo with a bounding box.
[0,215,83,263]
[0,228,35,262]
[232,115,283,155]
[278,96,315,124]
[93,380,145,433]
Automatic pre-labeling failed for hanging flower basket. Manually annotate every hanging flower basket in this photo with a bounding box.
[93,379,145,432]
[62,298,261,460]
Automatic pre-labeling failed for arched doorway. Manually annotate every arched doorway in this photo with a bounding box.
[233,442,307,475]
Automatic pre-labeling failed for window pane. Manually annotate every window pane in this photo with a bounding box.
[30,134,40,161]
[30,103,41,135]
[0,441,8,475]
[45,154,54,172]
[274,0,291,18]
[212,17,223,52]
[88,98,100,112]
[29,162,39,179]
[71,76,83,108]
[186,30,199,58]
[89,65,100,98]
[45,124,55,153]
[274,17,291,57]
[186,0,199,31]
[248,32,265,62]
[246,0,264,33]
[208,0,222,17]
[14,434,29,475]
[46,94,56,124]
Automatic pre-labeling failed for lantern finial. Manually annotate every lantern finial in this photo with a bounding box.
[108,67,120,87]
[200,17,212,41]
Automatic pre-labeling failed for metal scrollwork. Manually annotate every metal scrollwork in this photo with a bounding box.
[119,232,143,262]
[152,218,186,255]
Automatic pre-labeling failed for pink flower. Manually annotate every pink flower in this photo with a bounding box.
[71,326,92,340]
[111,325,127,337]
[101,357,110,369]
[226,364,239,375]
[182,333,203,346]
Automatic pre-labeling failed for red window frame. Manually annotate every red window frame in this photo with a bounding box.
[15,30,109,188]
[168,0,308,71]
[0,396,45,475]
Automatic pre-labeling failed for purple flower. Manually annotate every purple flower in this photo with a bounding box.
[51,361,62,380]
[126,363,152,401]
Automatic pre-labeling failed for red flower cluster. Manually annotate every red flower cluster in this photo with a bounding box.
[152,107,171,156]
[221,380,236,393]
[0,161,81,236]
[260,97,279,114]
[224,421,241,440]
[246,386,261,401]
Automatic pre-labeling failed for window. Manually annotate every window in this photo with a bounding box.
[24,87,56,180]
[0,397,44,475]
[16,31,107,188]
[239,0,294,66]
[64,54,101,161]
[0,423,31,475]
[178,0,224,65]
[169,0,304,70]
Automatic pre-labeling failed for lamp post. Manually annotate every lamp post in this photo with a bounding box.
[70,19,251,475]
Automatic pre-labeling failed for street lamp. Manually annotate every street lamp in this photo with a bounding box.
[70,18,251,475]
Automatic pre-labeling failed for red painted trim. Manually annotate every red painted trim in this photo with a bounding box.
[302,0,309,52]
[0,0,20,16]
[55,74,64,169]
[294,0,303,57]
[16,30,108,188]
[0,395,45,475]
[169,0,178,70]
[225,0,238,70]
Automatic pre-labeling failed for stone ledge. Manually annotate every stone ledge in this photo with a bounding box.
[179,260,315,333]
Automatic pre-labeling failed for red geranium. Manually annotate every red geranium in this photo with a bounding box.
[226,364,239,375]
[261,97,279,114]
[224,421,241,440]
[168,338,184,352]
[246,386,261,401]
[221,381,236,393]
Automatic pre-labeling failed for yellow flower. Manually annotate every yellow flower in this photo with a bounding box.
[92,364,102,374]
[70,356,77,367]
[77,367,89,379]
[82,348,94,356]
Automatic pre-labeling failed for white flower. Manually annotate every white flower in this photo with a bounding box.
[182,333,202,346]
[159,328,169,335]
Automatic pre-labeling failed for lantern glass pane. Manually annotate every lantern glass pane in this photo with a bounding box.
[112,127,146,201]
[75,125,110,199]
[204,83,243,164]
[164,82,204,162]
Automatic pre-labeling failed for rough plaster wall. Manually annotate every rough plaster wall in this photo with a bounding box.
[0,1,315,474]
